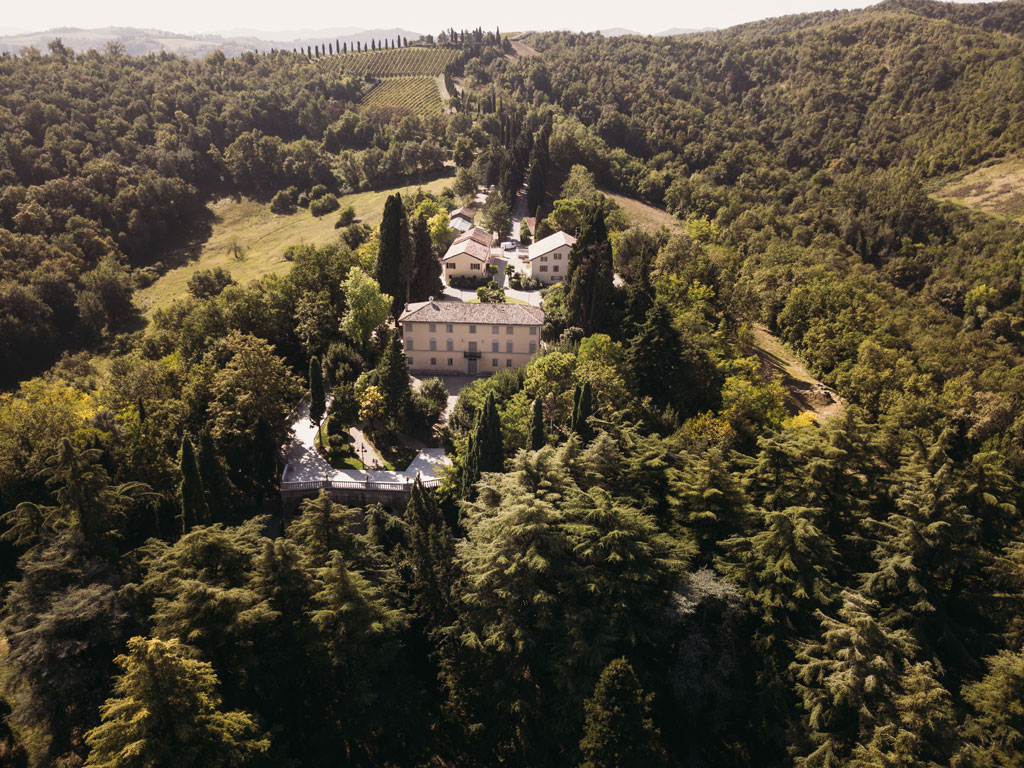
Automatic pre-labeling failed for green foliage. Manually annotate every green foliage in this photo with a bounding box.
[341,267,392,350]
[579,658,667,768]
[179,435,207,532]
[309,356,326,426]
[83,636,268,768]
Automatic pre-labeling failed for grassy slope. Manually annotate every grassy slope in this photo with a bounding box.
[137,175,454,315]
[598,188,683,231]
[932,156,1024,222]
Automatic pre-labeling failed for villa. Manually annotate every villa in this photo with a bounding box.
[442,226,494,279]
[398,300,544,375]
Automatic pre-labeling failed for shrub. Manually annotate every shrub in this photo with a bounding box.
[310,194,340,217]
[335,205,356,228]
[270,190,295,214]
[187,267,235,299]
[310,184,329,200]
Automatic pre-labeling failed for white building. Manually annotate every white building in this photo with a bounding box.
[449,206,476,232]
[524,231,576,285]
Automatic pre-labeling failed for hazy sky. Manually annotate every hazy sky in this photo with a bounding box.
[1,0,984,37]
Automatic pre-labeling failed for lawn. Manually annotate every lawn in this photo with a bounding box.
[315,422,365,471]
[932,157,1024,222]
[136,174,454,315]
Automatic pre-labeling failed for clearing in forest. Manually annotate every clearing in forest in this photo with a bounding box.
[933,157,1024,222]
[136,175,454,315]
[598,188,683,231]
[748,324,843,422]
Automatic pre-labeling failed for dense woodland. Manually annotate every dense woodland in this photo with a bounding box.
[4,0,1024,766]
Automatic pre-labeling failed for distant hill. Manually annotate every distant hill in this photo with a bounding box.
[0,26,424,58]
[655,27,714,36]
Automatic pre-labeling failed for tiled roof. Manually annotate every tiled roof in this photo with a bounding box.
[454,226,492,246]
[449,207,476,220]
[399,300,544,326]
[443,226,493,262]
[442,238,490,262]
[527,231,576,261]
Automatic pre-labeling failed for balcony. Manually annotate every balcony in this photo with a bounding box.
[463,350,482,359]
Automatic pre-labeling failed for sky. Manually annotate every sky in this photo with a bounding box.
[0,0,986,37]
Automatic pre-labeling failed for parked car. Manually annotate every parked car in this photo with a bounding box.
[502,240,516,251]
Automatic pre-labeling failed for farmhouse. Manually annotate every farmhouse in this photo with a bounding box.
[524,231,576,285]
[449,206,476,232]
[398,300,544,375]
[442,226,493,280]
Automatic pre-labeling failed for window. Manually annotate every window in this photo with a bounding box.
[469,325,476,334]
[491,341,499,353]
[446,338,454,351]
[529,327,537,336]
[553,265,559,273]
[447,358,453,366]
[446,324,453,333]
[506,359,512,367]
[540,265,548,272]
[506,341,514,353]
[470,263,481,270]
[429,339,437,351]
[406,356,413,365]
[506,326,513,335]
[540,255,548,262]
[430,357,437,365]
[529,341,537,354]
[554,252,562,260]
[406,337,414,350]
[491,325,500,334]
[429,323,436,332]
[492,359,498,367]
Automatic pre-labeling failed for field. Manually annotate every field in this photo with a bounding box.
[361,77,443,114]
[932,157,1024,222]
[598,188,683,231]
[320,47,461,77]
[136,174,454,315]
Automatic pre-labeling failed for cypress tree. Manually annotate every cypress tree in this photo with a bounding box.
[196,427,230,524]
[136,397,146,424]
[376,193,412,314]
[309,356,326,427]
[179,434,207,532]
[571,381,593,442]
[565,209,614,335]
[378,331,412,431]
[530,397,545,451]
[252,416,276,487]
[580,658,668,768]
[409,212,442,302]
[475,391,503,474]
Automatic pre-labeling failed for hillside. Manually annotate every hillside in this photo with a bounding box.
[0,25,424,57]
[6,4,1024,768]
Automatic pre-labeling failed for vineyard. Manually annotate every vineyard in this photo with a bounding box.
[361,77,443,115]
[320,47,461,77]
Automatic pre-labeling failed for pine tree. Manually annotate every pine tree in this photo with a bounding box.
[530,397,545,451]
[579,658,668,768]
[375,193,412,314]
[179,434,207,532]
[288,489,361,567]
[956,647,1024,768]
[83,636,268,768]
[791,591,918,767]
[309,356,326,427]
[404,479,456,627]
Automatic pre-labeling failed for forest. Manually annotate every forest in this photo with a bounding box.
[3,1,1024,766]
